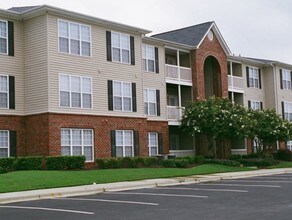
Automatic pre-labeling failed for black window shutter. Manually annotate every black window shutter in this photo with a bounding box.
[132,83,137,112]
[106,31,112,61]
[260,102,263,110]
[258,69,262,89]
[9,76,15,109]
[158,133,163,155]
[8,21,14,56]
[155,47,159,73]
[9,131,17,157]
[248,100,251,109]
[130,36,135,65]
[110,130,116,157]
[134,131,139,156]
[282,102,285,120]
[246,67,250,87]
[108,80,113,111]
[280,69,283,89]
[156,90,160,116]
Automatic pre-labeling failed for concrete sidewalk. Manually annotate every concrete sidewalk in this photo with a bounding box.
[1,168,292,204]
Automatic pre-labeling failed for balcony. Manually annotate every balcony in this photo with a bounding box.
[228,75,244,93]
[167,106,185,124]
[165,64,192,85]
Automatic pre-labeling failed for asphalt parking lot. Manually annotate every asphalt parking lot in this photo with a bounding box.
[1,173,292,220]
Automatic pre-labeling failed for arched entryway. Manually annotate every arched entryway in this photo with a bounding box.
[203,56,221,98]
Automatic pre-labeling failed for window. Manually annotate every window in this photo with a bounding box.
[281,69,291,90]
[58,20,91,56]
[144,89,157,116]
[167,95,178,106]
[115,130,133,157]
[0,20,7,54]
[0,130,9,158]
[113,81,132,111]
[61,129,93,162]
[283,102,292,122]
[170,134,179,150]
[59,74,92,108]
[111,32,130,64]
[249,100,262,110]
[142,45,155,72]
[248,67,260,88]
[0,75,8,108]
[287,141,292,151]
[148,132,158,156]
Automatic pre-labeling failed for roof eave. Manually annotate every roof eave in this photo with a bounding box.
[145,36,196,50]
[0,9,22,20]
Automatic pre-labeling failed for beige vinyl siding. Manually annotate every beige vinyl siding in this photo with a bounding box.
[141,41,167,120]
[47,14,155,118]
[242,64,265,108]
[262,66,275,109]
[0,18,25,115]
[24,14,48,114]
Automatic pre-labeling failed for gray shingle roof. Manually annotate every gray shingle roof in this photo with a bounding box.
[152,22,213,47]
[8,6,40,13]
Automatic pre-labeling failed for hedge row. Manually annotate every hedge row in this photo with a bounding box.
[276,149,292,161]
[204,159,241,167]
[0,156,86,173]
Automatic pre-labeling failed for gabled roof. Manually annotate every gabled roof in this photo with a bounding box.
[8,6,40,13]
[152,21,231,55]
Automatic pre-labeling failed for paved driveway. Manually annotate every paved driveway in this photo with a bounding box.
[1,173,292,220]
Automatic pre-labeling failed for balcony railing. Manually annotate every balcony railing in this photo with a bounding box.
[167,106,185,121]
[228,75,243,92]
[165,64,192,84]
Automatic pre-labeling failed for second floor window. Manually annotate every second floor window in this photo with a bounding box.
[58,20,91,56]
[0,20,7,54]
[247,67,261,89]
[59,74,92,108]
[280,69,291,90]
[283,102,292,122]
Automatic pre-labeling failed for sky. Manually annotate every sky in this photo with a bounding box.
[1,0,292,64]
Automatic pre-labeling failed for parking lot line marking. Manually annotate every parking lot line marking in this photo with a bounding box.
[230,180,292,183]
[0,205,94,215]
[108,192,208,198]
[201,183,281,188]
[155,187,248,193]
[54,198,159,206]
[249,177,292,180]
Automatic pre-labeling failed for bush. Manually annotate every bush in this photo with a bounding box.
[204,159,241,167]
[120,157,137,168]
[174,159,190,168]
[194,155,205,164]
[239,158,278,167]
[277,149,292,161]
[15,156,43,170]
[46,156,85,170]
[0,157,15,173]
[143,157,160,167]
[161,159,177,167]
[229,155,243,160]
[242,152,264,159]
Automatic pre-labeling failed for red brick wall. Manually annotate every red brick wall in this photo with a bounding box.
[0,115,25,156]
[191,32,228,100]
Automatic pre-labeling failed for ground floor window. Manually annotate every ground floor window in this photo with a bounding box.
[0,130,9,158]
[170,134,179,150]
[287,141,292,151]
[148,132,158,156]
[61,128,94,162]
[115,130,133,157]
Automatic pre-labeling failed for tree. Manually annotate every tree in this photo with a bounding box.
[181,97,247,158]
[245,109,292,154]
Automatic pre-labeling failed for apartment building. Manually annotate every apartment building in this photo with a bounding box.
[0,5,291,161]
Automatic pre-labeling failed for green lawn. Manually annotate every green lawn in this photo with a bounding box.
[269,161,292,169]
[0,164,253,193]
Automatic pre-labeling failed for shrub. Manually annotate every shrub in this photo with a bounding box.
[0,157,15,173]
[133,157,145,168]
[277,149,292,161]
[15,156,43,170]
[242,152,263,159]
[229,155,243,160]
[143,157,160,167]
[46,156,85,170]
[104,158,122,169]
[66,156,86,169]
[238,158,278,167]
[204,159,241,167]
[194,155,205,164]
[175,159,190,168]
[161,159,177,167]
[120,157,137,168]
[96,158,106,169]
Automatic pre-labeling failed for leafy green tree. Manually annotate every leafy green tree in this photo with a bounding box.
[181,97,247,158]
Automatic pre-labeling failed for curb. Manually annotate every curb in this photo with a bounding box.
[1,168,292,204]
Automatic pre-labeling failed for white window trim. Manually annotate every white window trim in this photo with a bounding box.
[282,69,291,90]
[248,67,260,89]
[148,132,158,156]
[0,130,9,158]
[287,140,292,151]
[142,44,155,73]
[144,88,157,116]
[113,80,132,112]
[284,101,292,122]
[250,100,261,110]
[61,128,94,162]
[111,31,131,64]
[0,74,9,109]
[116,130,134,157]
[58,19,92,57]
[59,73,93,109]
[0,20,8,55]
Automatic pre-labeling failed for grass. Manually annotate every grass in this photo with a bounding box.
[0,164,253,193]
[268,161,292,169]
